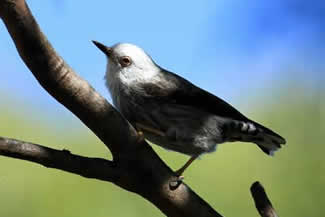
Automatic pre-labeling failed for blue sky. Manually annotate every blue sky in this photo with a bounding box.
[0,0,323,114]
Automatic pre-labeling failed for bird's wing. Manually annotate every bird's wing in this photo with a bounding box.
[141,68,249,122]
[140,68,286,155]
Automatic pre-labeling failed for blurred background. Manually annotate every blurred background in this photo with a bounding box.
[0,0,324,216]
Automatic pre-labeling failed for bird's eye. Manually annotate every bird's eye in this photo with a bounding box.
[119,56,132,67]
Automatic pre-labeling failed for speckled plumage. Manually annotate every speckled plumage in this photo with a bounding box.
[94,41,286,157]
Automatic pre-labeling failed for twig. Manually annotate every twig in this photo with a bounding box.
[250,182,279,217]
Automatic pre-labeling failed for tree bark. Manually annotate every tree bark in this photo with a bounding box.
[0,0,223,216]
[251,182,279,217]
[0,136,119,182]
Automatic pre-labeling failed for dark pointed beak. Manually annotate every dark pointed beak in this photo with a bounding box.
[92,40,112,57]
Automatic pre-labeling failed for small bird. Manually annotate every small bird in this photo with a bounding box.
[93,41,286,177]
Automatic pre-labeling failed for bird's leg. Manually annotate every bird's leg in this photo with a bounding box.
[135,123,166,137]
[175,155,198,179]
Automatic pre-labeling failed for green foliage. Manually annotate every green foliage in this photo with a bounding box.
[0,87,323,217]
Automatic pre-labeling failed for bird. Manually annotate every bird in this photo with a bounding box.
[93,41,286,177]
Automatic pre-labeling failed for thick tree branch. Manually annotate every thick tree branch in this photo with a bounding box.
[251,182,279,217]
[0,0,224,217]
[0,136,120,182]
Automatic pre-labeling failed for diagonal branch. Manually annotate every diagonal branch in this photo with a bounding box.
[0,136,120,182]
[250,182,279,217]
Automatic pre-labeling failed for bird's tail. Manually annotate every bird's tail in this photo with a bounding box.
[224,120,286,156]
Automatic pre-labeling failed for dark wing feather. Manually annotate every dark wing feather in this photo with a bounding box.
[157,69,285,142]
[142,68,250,122]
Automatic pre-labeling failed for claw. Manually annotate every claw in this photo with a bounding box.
[169,176,184,189]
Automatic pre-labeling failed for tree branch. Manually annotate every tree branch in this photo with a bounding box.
[0,136,120,182]
[250,182,279,217]
[0,0,224,216]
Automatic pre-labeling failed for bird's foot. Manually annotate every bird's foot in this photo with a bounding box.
[169,164,190,189]
[174,169,185,179]
[176,175,184,181]
[169,175,184,189]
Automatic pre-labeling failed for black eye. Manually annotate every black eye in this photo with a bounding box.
[119,56,132,67]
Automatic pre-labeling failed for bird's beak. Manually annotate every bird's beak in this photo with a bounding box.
[92,40,112,57]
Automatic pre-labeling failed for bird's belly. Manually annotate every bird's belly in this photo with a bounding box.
[143,131,219,156]
[134,104,226,156]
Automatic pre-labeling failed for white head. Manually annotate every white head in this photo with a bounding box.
[109,43,157,74]
[93,41,161,106]
[93,41,160,86]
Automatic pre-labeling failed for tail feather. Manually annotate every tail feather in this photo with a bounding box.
[253,120,286,156]
[224,120,286,156]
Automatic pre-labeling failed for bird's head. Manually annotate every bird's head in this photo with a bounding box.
[93,41,159,85]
